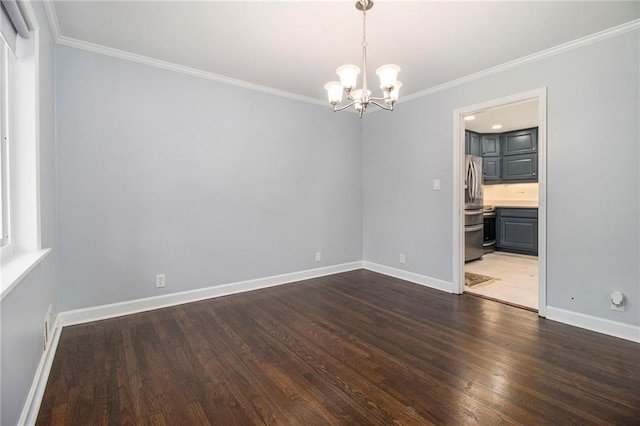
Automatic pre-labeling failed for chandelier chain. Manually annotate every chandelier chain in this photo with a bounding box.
[362,8,367,48]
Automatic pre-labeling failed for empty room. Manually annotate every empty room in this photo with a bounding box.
[1,1,639,425]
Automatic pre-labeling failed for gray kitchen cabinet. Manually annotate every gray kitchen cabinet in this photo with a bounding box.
[502,128,538,156]
[496,208,538,255]
[465,131,482,156]
[469,132,482,157]
[465,131,469,154]
[481,134,501,157]
[502,153,537,182]
[481,127,538,184]
[483,156,501,182]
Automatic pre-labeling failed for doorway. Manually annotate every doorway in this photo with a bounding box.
[452,89,547,317]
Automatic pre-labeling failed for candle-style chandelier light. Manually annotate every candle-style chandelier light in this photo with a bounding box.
[324,0,402,118]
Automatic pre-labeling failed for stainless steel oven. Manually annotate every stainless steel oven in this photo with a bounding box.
[483,206,496,253]
[465,209,484,262]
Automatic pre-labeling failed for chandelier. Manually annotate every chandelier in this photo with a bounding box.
[324,0,402,118]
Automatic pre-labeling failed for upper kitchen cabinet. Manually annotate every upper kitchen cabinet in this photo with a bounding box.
[481,134,501,157]
[480,127,539,184]
[502,128,537,156]
[466,131,482,156]
[483,157,501,182]
[502,153,537,182]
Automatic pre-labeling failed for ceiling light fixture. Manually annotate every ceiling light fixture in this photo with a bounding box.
[464,115,476,121]
[492,124,503,130]
[324,0,401,118]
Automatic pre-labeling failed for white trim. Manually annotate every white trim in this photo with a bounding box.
[452,88,548,317]
[0,248,51,300]
[57,35,329,108]
[19,264,638,425]
[18,315,62,426]
[402,20,640,104]
[41,1,60,43]
[42,1,638,110]
[57,261,364,327]
[363,261,453,293]
[42,1,327,109]
[536,91,548,317]
[546,307,640,343]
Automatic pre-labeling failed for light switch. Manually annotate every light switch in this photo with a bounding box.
[433,179,441,190]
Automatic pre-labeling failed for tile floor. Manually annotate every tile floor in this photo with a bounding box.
[465,251,538,310]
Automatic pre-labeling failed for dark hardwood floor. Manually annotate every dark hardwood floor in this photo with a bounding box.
[37,270,640,425]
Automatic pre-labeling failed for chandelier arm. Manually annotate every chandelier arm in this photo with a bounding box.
[368,96,389,101]
[369,100,394,111]
[333,101,358,112]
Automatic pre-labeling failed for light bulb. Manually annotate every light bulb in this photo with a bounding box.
[376,64,401,90]
[324,81,343,105]
[336,65,360,90]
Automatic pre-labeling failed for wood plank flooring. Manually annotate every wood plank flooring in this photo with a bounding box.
[37,270,640,425]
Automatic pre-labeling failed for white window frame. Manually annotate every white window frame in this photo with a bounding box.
[1,42,11,254]
[0,4,50,300]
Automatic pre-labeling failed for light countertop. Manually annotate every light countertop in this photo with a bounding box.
[485,200,538,208]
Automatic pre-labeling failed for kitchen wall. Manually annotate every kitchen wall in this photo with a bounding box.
[483,183,539,207]
[56,46,362,311]
[363,28,639,327]
[0,2,58,425]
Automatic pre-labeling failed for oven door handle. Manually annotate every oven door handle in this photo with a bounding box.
[465,210,483,216]
[465,224,484,232]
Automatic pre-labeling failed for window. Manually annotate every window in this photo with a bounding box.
[1,42,10,253]
[0,2,50,299]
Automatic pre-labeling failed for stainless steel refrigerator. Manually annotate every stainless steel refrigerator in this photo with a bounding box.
[465,155,484,262]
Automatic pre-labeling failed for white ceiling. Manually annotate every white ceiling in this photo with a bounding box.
[465,100,538,134]
[50,1,639,102]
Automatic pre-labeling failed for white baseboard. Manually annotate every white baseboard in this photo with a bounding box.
[18,316,63,426]
[58,261,364,327]
[546,307,640,343]
[363,261,454,293]
[21,263,637,426]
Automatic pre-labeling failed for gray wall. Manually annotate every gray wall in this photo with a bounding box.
[56,46,363,311]
[363,30,639,326]
[0,2,58,424]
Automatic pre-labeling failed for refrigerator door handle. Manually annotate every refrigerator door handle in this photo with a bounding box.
[466,161,473,200]
[470,160,477,201]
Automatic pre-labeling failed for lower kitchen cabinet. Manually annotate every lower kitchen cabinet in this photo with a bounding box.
[496,208,538,255]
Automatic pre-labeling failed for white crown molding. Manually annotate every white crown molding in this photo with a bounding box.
[396,19,640,105]
[546,307,640,343]
[42,0,61,43]
[59,35,329,108]
[41,2,329,109]
[42,1,638,110]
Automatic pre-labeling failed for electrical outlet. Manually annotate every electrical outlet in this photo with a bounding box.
[610,291,624,311]
[156,274,166,288]
[43,304,53,351]
[611,303,624,312]
[400,253,406,264]
[315,252,322,262]
[43,317,49,350]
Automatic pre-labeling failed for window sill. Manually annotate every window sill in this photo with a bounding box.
[1,248,51,301]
